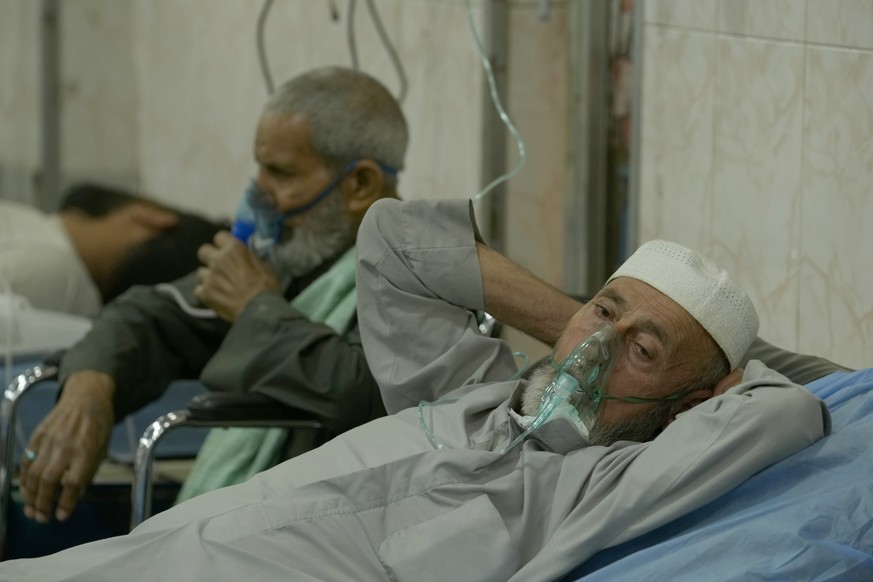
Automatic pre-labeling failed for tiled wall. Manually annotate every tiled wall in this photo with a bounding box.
[639,0,873,369]
[0,0,40,203]
[0,0,137,207]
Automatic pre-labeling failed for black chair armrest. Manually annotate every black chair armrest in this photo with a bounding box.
[186,392,321,423]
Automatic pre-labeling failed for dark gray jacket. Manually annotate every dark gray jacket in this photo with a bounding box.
[59,261,385,433]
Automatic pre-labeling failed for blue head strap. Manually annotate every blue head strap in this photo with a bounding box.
[282,160,399,219]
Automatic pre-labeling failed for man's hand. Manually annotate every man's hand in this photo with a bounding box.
[194,231,283,322]
[19,371,115,523]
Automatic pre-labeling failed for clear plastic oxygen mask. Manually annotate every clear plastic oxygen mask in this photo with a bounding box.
[499,322,621,454]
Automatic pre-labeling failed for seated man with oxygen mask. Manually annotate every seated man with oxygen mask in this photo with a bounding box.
[1,197,831,581]
[17,66,408,528]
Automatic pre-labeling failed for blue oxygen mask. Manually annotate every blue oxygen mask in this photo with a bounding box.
[230,179,285,259]
[500,323,620,454]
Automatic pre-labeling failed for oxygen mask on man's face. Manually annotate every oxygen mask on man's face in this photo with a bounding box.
[230,180,285,259]
[499,323,620,454]
[536,323,620,432]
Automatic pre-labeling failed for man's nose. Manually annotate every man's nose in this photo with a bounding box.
[611,317,631,336]
[253,173,278,207]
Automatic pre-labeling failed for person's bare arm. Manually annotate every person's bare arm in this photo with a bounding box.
[476,242,584,347]
[20,371,115,523]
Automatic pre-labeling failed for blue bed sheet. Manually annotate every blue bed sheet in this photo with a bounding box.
[566,368,873,582]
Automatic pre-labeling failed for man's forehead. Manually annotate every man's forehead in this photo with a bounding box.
[256,111,310,141]
[599,278,670,306]
[597,278,704,346]
[255,112,320,162]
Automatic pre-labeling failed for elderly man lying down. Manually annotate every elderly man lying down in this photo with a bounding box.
[1,199,829,581]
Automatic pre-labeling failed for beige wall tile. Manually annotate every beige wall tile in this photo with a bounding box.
[134,0,268,214]
[807,0,873,50]
[798,48,873,369]
[501,4,569,363]
[717,0,806,42]
[384,0,484,204]
[640,9,873,368]
[504,5,568,287]
[0,0,40,174]
[61,0,137,189]
[711,38,805,350]
[638,26,717,256]
[644,0,717,31]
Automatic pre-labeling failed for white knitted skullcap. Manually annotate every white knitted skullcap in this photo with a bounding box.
[607,240,758,369]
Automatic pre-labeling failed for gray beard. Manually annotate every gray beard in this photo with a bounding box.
[519,362,673,446]
[267,190,354,282]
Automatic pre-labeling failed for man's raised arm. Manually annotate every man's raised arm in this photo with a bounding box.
[477,242,584,348]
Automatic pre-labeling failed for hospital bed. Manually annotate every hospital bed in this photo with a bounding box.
[566,366,873,580]
[4,332,871,575]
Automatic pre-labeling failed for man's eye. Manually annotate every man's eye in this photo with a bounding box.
[594,303,611,319]
[268,166,293,179]
[634,342,652,360]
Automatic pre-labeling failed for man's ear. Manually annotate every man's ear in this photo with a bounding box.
[712,367,745,396]
[663,367,745,428]
[664,392,711,428]
[342,159,387,216]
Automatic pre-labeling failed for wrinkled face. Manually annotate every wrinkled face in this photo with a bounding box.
[253,111,354,278]
[254,111,343,224]
[548,277,718,438]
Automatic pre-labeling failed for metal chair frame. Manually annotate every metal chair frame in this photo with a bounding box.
[0,363,58,558]
[0,363,326,547]
[131,394,325,528]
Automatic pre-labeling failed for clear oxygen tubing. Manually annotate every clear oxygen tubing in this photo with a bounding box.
[0,268,14,390]
[497,323,620,455]
[254,0,520,198]
[419,324,620,456]
[417,2,532,450]
[418,351,530,451]
[0,268,32,459]
[464,0,527,204]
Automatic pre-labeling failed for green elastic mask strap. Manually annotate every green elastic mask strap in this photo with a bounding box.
[547,359,699,405]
